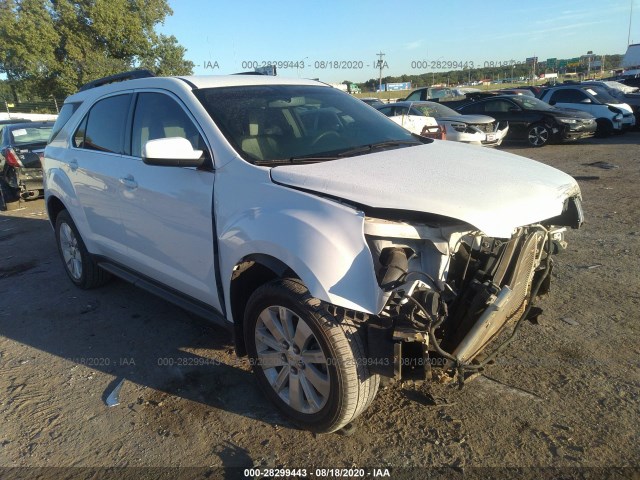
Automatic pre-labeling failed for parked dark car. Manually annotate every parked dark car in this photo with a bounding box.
[456,95,597,147]
[0,121,54,208]
[516,86,543,96]
[360,97,385,108]
[498,88,535,97]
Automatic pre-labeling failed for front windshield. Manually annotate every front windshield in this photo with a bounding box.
[194,85,419,164]
[510,96,555,111]
[412,102,459,117]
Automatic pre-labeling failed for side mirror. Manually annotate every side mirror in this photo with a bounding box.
[580,98,592,104]
[548,100,556,106]
[142,137,204,167]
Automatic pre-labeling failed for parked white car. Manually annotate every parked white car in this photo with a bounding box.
[539,85,635,136]
[378,101,509,146]
[44,72,583,433]
[375,102,445,139]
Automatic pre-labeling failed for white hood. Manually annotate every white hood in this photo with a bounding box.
[270,141,580,238]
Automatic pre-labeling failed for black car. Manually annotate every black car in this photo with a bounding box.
[456,95,597,147]
[0,121,54,208]
[360,97,385,108]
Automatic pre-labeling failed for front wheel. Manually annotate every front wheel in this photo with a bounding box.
[595,118,614,138]
[244,278,379,433]
[527,123,550,147]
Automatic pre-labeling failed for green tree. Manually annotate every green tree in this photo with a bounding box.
[0,0,194,98]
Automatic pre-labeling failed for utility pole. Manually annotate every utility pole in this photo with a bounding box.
[629,0,634,46]
[376,51,385,92]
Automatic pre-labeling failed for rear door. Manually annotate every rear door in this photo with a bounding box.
[68,93,132,261]
[479,99,531,139]
[117,90,220,308]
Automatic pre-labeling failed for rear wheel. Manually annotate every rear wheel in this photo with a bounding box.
[55,210,110,289]
[526,123,550,147]
[244,278,379,433]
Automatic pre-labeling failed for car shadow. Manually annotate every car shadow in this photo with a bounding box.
[0,210,292,429]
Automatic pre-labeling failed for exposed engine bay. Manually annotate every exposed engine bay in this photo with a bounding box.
[357,199,582,385]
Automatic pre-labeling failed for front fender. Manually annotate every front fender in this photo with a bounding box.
[217,172,384,320]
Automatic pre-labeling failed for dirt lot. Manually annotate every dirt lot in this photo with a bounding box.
[0,134,639,479]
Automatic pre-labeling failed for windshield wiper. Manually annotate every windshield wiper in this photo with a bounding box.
[332,140,421,158]
[255,140,421,166]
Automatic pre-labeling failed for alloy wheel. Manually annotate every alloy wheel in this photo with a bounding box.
[254,305,330,414]
[60,222,83,280]
[528,125,549,146]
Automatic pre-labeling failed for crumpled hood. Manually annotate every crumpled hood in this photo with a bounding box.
[437,114,495,124]
[270,141,580,238]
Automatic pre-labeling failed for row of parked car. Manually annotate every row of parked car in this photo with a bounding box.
[362,80,638,148]
[0,118,55,209]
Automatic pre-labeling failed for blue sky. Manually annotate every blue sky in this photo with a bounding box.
[160,0,638,83]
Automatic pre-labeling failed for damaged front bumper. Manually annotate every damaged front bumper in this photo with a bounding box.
[360,196,583,384]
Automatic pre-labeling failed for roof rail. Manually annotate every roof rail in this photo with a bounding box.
[78,69,155,92]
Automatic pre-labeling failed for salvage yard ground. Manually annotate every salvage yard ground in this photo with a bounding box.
[0,134,639,478]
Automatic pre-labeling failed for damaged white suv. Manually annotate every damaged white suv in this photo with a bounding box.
[44,72,583,433]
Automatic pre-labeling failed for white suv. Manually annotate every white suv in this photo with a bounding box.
[44,71,583,432]
[539,85,635,136]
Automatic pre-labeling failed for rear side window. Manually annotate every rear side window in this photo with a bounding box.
[49,102,81,142]
[74,94,131,154]
[550,89,587,104]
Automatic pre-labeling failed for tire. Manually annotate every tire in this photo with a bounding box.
[55,210,110,289]
[244,278,379,433]
[526,123,550,147]
[0,178,19,210]
[595,118,614,138]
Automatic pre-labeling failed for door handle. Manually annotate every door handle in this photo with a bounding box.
[69,159,78,171]
[119,175,138,189]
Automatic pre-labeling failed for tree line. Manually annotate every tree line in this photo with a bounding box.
[0,0,194,102]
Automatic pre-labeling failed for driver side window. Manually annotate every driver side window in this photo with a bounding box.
[131,93,207,159]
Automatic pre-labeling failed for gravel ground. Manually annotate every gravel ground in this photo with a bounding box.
[0,133,639,480]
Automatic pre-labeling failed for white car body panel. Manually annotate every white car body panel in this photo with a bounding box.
[214,159,384,316]
[386,114,439,136]
[434,115,509,146]
[541,88,635,130]
[116,157,220,308]
[271,141,580,239]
